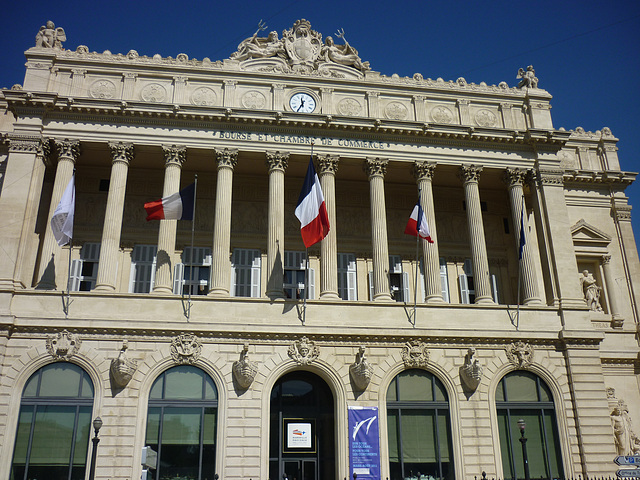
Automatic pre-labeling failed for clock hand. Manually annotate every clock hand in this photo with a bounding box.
[297,99,305,112]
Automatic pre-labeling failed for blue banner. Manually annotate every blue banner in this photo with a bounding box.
[349,406,381,480]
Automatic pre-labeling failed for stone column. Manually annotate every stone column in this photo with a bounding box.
[265,151,289,299]
[94,142,134,292]
[601,255,623,327]
[458,164,493,304]
[152,145,186,294]
[317,154,339,300]
[209,148,238,297]
[412,161,443,303]
[37,139,80,289]
[364,158,392,302]
[503,168,542,305]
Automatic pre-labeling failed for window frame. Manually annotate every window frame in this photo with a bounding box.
[70,243,101,292]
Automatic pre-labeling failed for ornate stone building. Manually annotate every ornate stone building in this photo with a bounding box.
[0,19,639,480]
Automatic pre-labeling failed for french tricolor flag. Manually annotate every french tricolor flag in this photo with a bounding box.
[295,158,330,248]
[404,199,434,243]
[144,183,195,221]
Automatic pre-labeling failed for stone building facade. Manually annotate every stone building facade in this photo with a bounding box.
[0,19,639,480]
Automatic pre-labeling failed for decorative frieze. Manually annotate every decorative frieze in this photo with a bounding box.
[349,346,373,391]
[191,87,217,106]
[170,334,202,365]
[89,79,117,99]
[506,341,534,369]
[46,330,81,361]
[401,340,430,368]
[110,340,137,389]
[288,336,319,365]
[232,343,258,389]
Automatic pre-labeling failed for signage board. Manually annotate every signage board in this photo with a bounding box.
[616,469,640,478]
[349,406,381,480]
[616,456,640,466]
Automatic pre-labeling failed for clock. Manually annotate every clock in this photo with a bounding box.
[289,92,316,113]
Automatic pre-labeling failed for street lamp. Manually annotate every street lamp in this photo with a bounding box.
[88,416,102,480]
[517,418,530,480]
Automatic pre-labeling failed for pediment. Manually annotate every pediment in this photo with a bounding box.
[571,219,611,248]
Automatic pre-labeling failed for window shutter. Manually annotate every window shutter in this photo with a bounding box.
[368,271,374,301]
[440,258,450,303]
[250,253,261,298]
[130,245,157,293]
[83,243,101,262]
[346,257,357,301]
[419,260,426,303]
[491,274,499,303]
[338,253,357,301]
[402,271,410,303]
[173,263,185,295]
[308,268,315,300]
[389,255,403,274]
[463,258,473,276]
[69,259,82,292]
[459,274,470,304]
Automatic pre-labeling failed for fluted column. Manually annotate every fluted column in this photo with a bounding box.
[317,154,340,299]
[265,151,289,299]
[37,139,80,289]
[152,145,186,294]
[503,168,542,305]
[94,142,134,291]
[413,161,443,303]
[458,165,493,304]
[364,158,393,302]
[601,255,623,326]
[209,148,238,297]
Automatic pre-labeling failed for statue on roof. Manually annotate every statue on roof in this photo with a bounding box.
[517,65,538,89]
[35,20,66,49]
[230,20,285,61]
[319,29,370,73]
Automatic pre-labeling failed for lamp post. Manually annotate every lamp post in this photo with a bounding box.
[517,418,530,480]
[88,416,102,480]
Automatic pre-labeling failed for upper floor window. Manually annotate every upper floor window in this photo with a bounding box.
[173,247,211,295]
[419,258,450,303]
[284,251,315,299]
[369,256,410,302]
[129,245,157,293]
[11,363,94,480]
[337,253,357,300]
[459,259,499,304]
[231,248,261,298]
[70,243,101,291]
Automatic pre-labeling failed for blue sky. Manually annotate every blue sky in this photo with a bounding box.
[2,0,639,241]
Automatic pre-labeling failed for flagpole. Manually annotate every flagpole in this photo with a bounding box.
[412,188,422,326]
[186,174,198,320]
[515,194,526,330]
[64,170,76,318]
[303,247,309,325]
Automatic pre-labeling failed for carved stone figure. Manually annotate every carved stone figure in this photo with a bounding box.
[580,270,603,311]
[460,347,483,392]
[170,333,202,365]
[110,340,137,389]
[612,405,630,455]
[288,336,319,365]
[401,340,430,368]
[517,65,538,89]
[46,330,81,360]
[319,31,370,73]
[232,343,258,389]
[282,19,323,70]
[506,341,534,368]
[230,21,285,62]
[349,346,373,390]
[35,21,66,49]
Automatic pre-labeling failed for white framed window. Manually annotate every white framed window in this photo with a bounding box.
[173,247,211,296]
[337,253,357,300]
[389,255,410,303]
[459,259,498,304]
[69,243,101,291]
[129,245,157,293]
[231,248,261,297]
[284,251,314,300]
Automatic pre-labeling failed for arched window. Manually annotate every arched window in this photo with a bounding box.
[11,363,94,480]
[145,365,218,480]
[386,369,454,480]
[496,371,564,480]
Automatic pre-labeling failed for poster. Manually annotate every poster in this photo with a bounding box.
[348,406,381,480]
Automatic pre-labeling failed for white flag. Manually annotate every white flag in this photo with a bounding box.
[51,176,75,246]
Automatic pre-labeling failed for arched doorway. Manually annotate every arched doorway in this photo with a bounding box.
[269,371,335,480]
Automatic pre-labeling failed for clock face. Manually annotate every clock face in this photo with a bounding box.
[289,93,316,113]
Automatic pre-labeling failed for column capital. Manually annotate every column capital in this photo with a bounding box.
[366,91,379,98]
[272,83,286,90]
[503,167,526,188]
[224,79,238,86]
[536,168,564,186]
[364,157,388,178]
[458,164,482,184]
[54,139,81,163]
[316,154,339,175]
[108,142,134,166]
[123,72,138,79]
[601,254,612,265]
[215,148,238,169]
[457,98,470,106]
[7,134,41,153]
[412,161,436,181]
[162,145,187,167]
[265,151,289,172]
[613,204,632,222]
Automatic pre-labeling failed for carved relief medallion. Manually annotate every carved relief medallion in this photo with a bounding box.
[474,109,497,127]
[89,79,117,99]
[384,102,408,120]
[170,334,202,365]
[288,336,319,365]
[232,343,258,389]
[141,83,167,103]
[46,330,81,361]
[191,87,217,106]
[337,97,362,116]
[506,341,534,368]
[349,346,373,390]
[430,106,453,124]
[241,90,267,109]
[110,340,137,389]
[401,340,430,368]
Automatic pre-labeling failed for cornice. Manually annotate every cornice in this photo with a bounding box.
[563,170,637,187]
